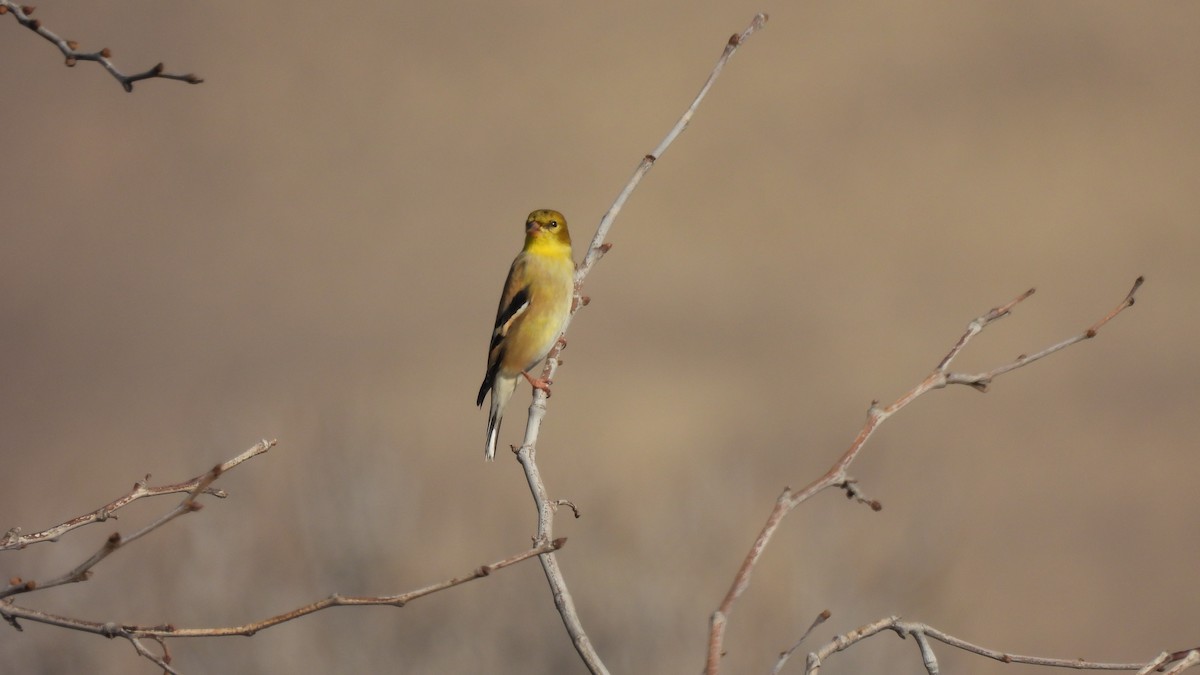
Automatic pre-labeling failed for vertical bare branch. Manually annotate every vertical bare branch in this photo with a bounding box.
[508,13,770,675]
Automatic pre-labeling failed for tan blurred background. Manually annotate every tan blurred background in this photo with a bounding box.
[1,1,1198,673]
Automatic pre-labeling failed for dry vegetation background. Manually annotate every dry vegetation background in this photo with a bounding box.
[2,2,1198,674]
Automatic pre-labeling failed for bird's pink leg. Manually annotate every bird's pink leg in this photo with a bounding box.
[522,371,554,397]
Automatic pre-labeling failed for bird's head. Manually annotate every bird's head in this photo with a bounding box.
[523,209,572,251]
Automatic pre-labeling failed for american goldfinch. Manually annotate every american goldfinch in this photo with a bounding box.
[477,209,575,460]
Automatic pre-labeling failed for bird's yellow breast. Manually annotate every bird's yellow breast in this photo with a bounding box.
[500,249,574,374]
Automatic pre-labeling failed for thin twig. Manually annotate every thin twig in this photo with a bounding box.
[2,439,275,552]
[509,12,770,675]
[772,609,831,674]
[797,616,1187,675]
[707,277,1145,674]
[577,12,771,280]
[0,1,203,91]
[126,634,179,675]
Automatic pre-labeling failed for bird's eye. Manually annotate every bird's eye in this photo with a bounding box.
[549,221,558,228]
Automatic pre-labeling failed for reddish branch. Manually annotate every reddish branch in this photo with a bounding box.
[705,277,1145,674]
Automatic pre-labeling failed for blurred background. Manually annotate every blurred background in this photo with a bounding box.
[1,1,1197,673]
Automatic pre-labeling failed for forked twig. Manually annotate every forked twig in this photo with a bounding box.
[2,440,277,601]
[1,440,276,552]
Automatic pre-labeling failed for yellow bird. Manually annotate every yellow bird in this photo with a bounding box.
[477,209,576,460]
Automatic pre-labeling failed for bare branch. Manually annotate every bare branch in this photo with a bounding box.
[0,1,203,91]
[0,540,563,635]
[0,540,563,671]
[1,440,277,600]
[576,12,771,280]
[707,278,1145,674]
[795,616,1189,675]
[507,12,770,675]
[1,439,276,552]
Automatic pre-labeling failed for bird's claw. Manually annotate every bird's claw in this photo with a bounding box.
[522,371,554,397]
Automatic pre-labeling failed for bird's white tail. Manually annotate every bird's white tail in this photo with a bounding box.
[484,408,502,460]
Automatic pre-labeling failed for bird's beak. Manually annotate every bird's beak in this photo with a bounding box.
[526,222,540,234]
